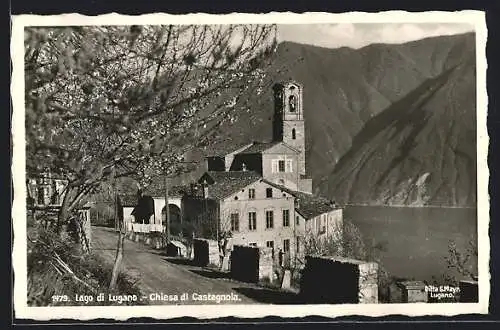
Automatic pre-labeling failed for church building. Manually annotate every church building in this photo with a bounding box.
[205,81,312,194]
[183,81,343,266]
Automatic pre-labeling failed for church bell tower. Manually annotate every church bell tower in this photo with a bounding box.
[272,81,306,176]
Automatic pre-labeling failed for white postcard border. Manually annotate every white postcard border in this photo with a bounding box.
[11,10,489,320]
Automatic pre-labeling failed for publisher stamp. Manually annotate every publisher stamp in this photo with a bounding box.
[425,285,461,301]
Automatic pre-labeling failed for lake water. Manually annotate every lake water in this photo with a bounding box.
[344,206,478,282]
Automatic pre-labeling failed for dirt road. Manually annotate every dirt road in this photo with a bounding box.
[91,226,265,305]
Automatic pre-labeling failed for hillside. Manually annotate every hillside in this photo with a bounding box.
[175,32,476,207]
[318,52,476,206]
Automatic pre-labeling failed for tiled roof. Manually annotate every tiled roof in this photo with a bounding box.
[263,181,340,219]
[273,80,303,89]
[119,194,138,207]
[237,141,280,154]
[27,170,67,180]
[200,171,263,200]
[205,141,254,157]
[142,181,190,198]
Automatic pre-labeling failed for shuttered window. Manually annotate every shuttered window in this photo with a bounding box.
[282,209,290,227]
[272,160,278,173]
[266,210,274,229]
[248,212,257,230]
[231,213,239,232]
[283,239,290,253]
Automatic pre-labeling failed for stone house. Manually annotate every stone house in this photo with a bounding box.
[141,182,185,227]
[182,171,342,268]
[27,171,92,250]
[119,183,188,234]
[183,80,344,267]
[267,185,343,261]
[27,171,67,208]
[182,171,300,264]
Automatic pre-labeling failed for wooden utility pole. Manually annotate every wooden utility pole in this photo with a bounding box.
[164,174,170,242]
[110,166,125,291]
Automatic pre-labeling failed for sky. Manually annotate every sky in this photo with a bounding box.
[277,23,474,49]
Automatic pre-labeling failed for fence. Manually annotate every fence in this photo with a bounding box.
[129,223,164,233]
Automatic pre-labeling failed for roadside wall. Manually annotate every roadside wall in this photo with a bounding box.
[230,245,274,283]
[193,238,219,267]
[300,256,378,304]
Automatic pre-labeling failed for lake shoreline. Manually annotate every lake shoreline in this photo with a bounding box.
[341,203,477,209]
[344,206,477,281]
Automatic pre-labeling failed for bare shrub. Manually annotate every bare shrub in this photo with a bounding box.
[27,222,144,306]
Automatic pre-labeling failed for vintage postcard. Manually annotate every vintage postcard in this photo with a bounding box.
[11,10,489,321]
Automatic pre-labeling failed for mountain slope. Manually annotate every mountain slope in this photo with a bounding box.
[174,33,476,207]
[318,51,476,206]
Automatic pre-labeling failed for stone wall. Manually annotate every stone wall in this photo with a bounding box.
[459,279,479,302]
[258,246,274,282]
[300,256,378,304]
[193,238,220,267]
[397,281,428,303]
[230,245,274,283]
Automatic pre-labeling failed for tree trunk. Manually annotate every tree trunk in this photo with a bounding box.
[109,230,125,291]
[56,188,73,233]
[109,187,124,292]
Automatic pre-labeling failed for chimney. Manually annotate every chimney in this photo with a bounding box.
[295,198,300,209]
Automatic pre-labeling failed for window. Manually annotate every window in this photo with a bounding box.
[248,212,257,231]
[292,128,296,140]
[296,236,301,253]
[53,192,60,205]
[230,213,240,232]
[265,210,274,229]
[50,184,56,204]
[248,188,255,199]
[234,196,238,200]
[249,242,257,247]
[283,239,290,253]
[37,187,45,205]
[282,209,290,227]
[266,188,273,198]
[272,159,293,173]
[278,160,286,172]
[289,95,296,112]
[266,241,274,249]
[296,215,300,225]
